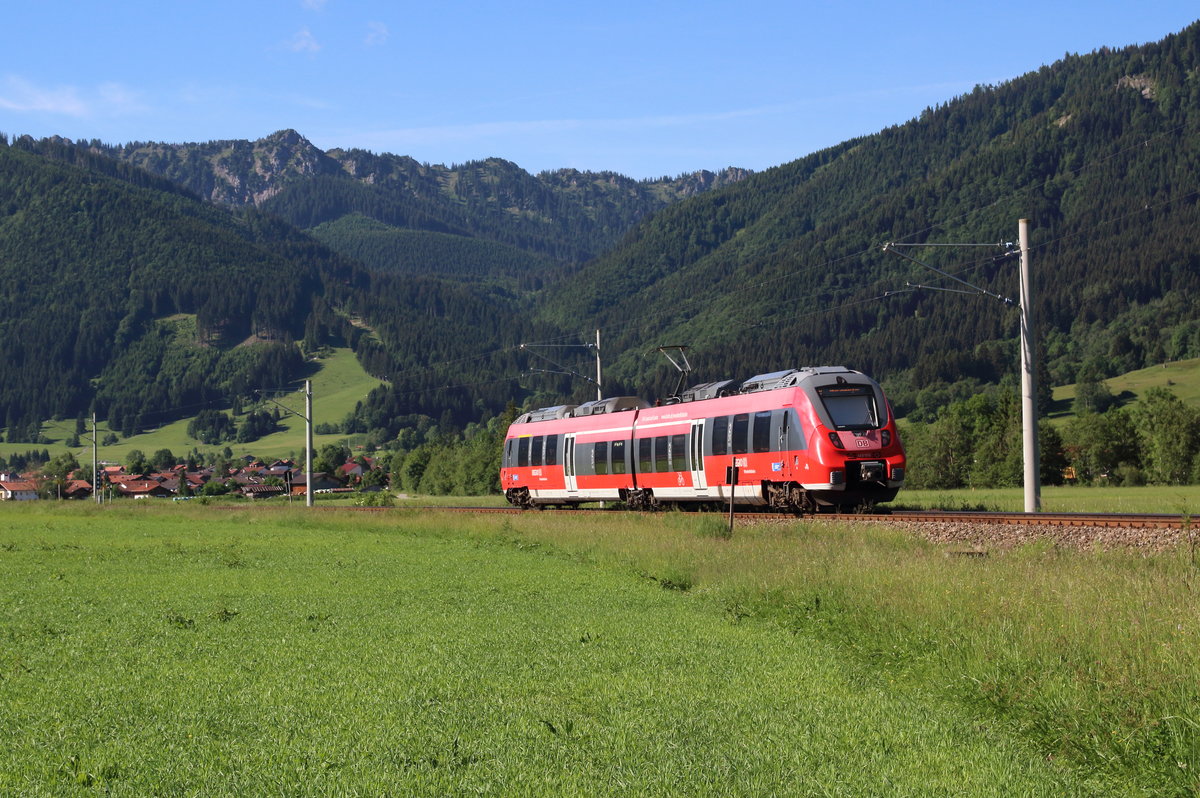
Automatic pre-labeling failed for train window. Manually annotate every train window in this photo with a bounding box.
[638,438,652,473]
[545,434,558,466]
[611,439,626,474]
[781,408,807,450]
[517,436,530,467]
[574,442,592,476]
[817,385,878,430]
[711,416,729,456]
[669,434,687,471]
[531,436,544,467]
[595,441,609,476]
[654,436,669,472]
[732,414,749,455]
[504,438,514,468]
[753,411,773,453]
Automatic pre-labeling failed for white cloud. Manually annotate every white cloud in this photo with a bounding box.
[365,21,389,47]
[289,27,322,54]
[0,75,88,116]
[0,75,149,119]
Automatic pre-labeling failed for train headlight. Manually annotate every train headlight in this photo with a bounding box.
[827,432,844,449]
[881,430,891,447]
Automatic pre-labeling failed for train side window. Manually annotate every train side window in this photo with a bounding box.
[669,433,687,471]
[575,442,593,476]
[517,436,530,467]
[531,435,544,467]
[638,438,652,473]
[753,411,773,453]
[504,438,514,468]
[731,414,749,455]
[611,439,626,474]
[711,416,729,456]
[595,441,609,476]
[784,408,807,450]
[545,434,558,466]
[654,436,669,472]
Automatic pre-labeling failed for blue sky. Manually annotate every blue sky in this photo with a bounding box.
[1,2,1196,179]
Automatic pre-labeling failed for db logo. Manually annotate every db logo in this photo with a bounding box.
[855,439,872,448]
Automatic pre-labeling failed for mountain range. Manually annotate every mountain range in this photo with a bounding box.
[1,19,1199,444]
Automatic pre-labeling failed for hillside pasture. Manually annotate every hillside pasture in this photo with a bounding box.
[1050,357,1200,419]
[0,347,385,466]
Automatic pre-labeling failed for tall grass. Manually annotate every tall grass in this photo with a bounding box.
[472,511,1200,794]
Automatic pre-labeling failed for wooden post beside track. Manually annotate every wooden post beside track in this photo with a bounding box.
[726,459,739,537]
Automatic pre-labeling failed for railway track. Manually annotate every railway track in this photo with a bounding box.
[350,505,1194,550]
[821,510,1193,529]
[362,504,1192,529]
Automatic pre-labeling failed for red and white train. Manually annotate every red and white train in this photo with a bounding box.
[501,366,905,512]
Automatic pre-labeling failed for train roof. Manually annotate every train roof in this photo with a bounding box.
[739,366,860,394]
[571,396,651,417]
[515,405,578,424]
[512,396,648,425]
[513,367,872,424]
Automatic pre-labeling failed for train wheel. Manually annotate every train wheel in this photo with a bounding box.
[786,485,814,514]
[626,489,659,511]
[505,487,533,509]
[767,482,814,515]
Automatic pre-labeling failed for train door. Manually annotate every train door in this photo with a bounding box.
[689,420,707,490]
[564,434,578,496]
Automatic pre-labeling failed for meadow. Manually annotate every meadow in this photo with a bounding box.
[2,504,1197,795]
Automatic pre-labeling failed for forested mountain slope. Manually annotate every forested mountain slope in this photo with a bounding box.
[0,136,318,437]
[99,130,749,277]
[541,23,1200,414]
[0,136,552,441]
[4,23,1200,450]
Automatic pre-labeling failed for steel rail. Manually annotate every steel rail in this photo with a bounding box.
[323,505,1192,530]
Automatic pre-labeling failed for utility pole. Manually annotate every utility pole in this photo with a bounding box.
[305,380,314,508]
[92,412,100,505]
[595,329,602,401]
[256,382,314,507]
[1018,219,1040,512]
[519,330,603,399]
[884,219,1041,513]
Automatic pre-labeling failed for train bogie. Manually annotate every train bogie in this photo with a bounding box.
[501,367,905,512]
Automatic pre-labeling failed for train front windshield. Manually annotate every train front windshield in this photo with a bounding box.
[817,385,879,430]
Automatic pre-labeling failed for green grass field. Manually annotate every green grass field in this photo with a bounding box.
[1,504,1196,794]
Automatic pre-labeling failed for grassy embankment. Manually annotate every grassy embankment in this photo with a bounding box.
[1,503,1196,795]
